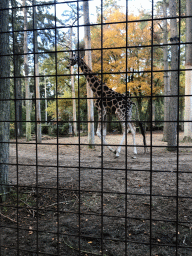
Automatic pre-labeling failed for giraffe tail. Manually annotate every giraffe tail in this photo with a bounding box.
[138,121,147,154]
[133,102,147,153]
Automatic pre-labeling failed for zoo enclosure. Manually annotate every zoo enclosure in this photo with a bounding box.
[0,0,192,255]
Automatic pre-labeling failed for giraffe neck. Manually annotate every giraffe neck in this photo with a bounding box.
[78,58,101,93]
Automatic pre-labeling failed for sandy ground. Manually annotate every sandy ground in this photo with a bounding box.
[1,131,192,255]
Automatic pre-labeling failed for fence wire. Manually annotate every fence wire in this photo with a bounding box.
[0,0,192,255]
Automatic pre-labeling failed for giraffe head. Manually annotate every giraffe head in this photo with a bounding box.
[67,53,79,68]
[67,49,85,69]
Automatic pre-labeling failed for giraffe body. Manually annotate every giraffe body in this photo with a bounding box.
[68,55,146,157]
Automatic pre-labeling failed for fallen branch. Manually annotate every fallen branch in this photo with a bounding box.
[0,211,17,223]
[20,199,36,217]
[40,201,70,209]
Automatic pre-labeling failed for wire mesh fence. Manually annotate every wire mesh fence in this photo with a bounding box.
[0,0,192,255]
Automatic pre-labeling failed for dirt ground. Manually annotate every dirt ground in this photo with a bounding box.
[1,131,192,256]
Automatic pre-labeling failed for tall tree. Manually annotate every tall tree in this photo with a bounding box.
[162,0,170,141]
[65,4,78,136]
[83,1,95,147]
[23,0,32,141]
[70,22,77,136]
[0,0,10,202]
[184,0,192,140]
[167,0,179,151]
[14,43,23,137]
[12,0,23,137]
[34,0,42,143]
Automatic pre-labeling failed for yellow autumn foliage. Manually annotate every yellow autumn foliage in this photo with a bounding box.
[46,91,72,120]
[91,9,163,98]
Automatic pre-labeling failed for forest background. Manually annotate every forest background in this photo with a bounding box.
[5,0,190,141]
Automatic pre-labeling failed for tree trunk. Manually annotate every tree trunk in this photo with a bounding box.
[184,0,192,140]
[34,2,42,143]
[167,0,179,151]
[44,76,47,123]
[163,0,170,141]
[136,97,142,121]
[145,99,151,131]
[180,105,184,131]
[0,0,10,202]
[83,1,95,147]
[70,27,77,136]
[152,101,156,128]
[12,0,22,137]
[14,41,23,137]
[23,0,32,141]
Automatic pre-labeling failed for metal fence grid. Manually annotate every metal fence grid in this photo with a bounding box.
[0,0,192,255]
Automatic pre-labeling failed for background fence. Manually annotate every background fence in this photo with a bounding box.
[0,0,192,255]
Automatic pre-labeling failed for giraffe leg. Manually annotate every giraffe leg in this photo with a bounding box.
[115,122,137,158]
[97,122,106,157]
[115,128,126,158]
[96,114,116,156]
[115,110,127,157]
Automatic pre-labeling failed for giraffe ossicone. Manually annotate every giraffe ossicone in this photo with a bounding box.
[68,53,146,158]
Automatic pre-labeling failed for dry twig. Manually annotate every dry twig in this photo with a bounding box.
[0,211,17,223]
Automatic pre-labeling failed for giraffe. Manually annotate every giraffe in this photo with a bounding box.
[68,53,146,158]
